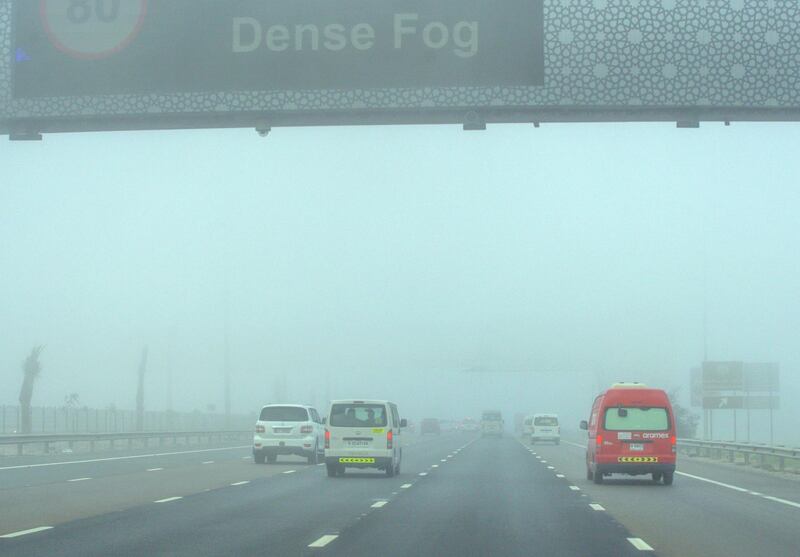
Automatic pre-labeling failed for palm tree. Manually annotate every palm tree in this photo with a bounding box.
[19,346,44,434]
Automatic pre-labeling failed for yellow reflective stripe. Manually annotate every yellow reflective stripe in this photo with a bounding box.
[339,458,376,463]
[617,456,659,463]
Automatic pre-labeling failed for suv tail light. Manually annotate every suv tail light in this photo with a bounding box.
[324,429,330,449]
[255,425,265,433]
[300,425,313,434]
[387,429,393,449]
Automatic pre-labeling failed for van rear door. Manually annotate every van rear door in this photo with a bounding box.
[601,406,672,461]
[328,402,391,456]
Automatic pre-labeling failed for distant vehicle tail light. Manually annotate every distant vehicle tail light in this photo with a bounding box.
[324,429,330,449]
[255,425,265,433]
[387,429,394,449]
[300,425,313,434]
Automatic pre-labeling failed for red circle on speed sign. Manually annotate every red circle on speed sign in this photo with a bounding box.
[39,0,148,60]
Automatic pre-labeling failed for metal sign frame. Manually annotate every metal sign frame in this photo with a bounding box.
[3,0,800,137]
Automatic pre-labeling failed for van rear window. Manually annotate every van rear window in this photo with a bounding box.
[330,404,388,427]
[603,407,669,431]
[534,416,558,426]
[259,406,309,422]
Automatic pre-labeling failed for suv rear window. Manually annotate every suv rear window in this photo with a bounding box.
[259,406,309,422]
[534,416,558,426]
[603,407,668,431]
[330,404,388,427]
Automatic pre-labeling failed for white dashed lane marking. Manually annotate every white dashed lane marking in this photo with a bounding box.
[67,477,91,482]
[371,501,388,508]
[146,468,163,472]
[401,483,412,489]
[627,538,655,551]
[230,481,249,486]
[308,534,338,548]
[556,474,565,478]
[0,526,53,539]
[154,496,182,503]
[419,472,428,476]
[202,461,214,465]
[283,470,296,474]
[589,503,606,511]
[569,486,580,491]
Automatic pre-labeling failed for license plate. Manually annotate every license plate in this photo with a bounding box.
[272,427,292,434]
[629,443,644,451]
[347,440,370,447]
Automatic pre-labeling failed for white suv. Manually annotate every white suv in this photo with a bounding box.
[253,404,325,464]
[324,399,407,478]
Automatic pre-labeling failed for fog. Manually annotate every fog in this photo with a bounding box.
[2,123,799,443]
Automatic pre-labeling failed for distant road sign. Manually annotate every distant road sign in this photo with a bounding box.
[702,362,744,392]
[702,395,779,410]
[690,367,702,408]
[743,363,780,392]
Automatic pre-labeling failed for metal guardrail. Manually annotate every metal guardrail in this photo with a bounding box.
[678,438,800,472]
[0,430,252,456]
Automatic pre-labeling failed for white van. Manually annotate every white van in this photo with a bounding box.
[530,413,560,444]
[324,399,407,477]
[480,410,503,437]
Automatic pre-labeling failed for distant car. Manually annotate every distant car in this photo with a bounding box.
[530,414,560,445]
[480,410,503,437]
[420,418,441,435]
[461,418,479,432]
[253,404,325,464]
[522,415,534,437]
[324,399,407,477]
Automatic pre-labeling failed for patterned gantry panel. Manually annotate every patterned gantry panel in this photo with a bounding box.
[1,0,798,122]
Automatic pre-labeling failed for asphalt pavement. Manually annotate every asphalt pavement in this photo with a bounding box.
[1,432,798,556]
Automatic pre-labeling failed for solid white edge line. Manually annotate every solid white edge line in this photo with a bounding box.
[0,446,252,471]
[308,534,339,548]
[627,537,655,551]
[67,477,91,482]
[154,496,182,503]
[0,526,53,539]
[558,439,800,511]
[761,495,800,509]
[371,501,388,508]
[675,471,749,492]
[589,503,606,511]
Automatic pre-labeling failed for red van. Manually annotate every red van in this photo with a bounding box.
[580,383,676,485]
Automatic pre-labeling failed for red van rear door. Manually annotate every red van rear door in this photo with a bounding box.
[601,406,673,462]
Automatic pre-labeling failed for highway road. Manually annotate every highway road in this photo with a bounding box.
[1,432,798,556]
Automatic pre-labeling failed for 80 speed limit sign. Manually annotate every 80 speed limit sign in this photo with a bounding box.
[40,0,147,59]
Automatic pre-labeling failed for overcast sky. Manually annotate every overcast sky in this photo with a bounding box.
[1,123,798,442]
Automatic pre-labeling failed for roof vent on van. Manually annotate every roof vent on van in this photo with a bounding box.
[611,382,648,388]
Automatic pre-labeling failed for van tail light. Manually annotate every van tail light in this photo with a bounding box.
[557,426,561,435]
[387,429,394,449]
[595,434,603,452]
[671,435,677,453]
[255,425,265,434]
[324,429,330,449]
[300,425,313,434]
